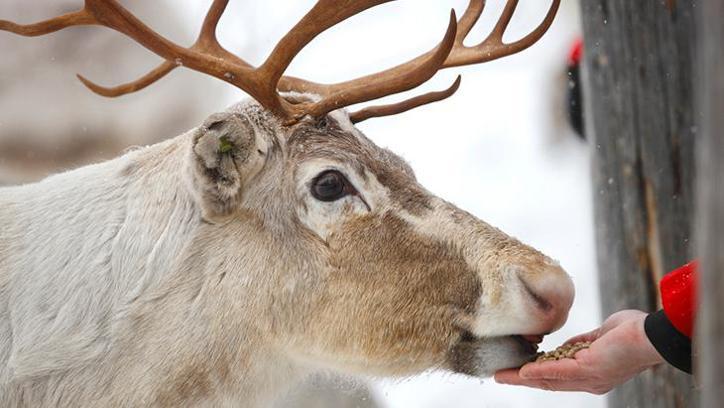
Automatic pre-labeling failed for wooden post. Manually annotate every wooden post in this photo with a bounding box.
[579,1,698,407]
[695,0,724,405]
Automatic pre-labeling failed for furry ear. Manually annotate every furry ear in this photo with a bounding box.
[187,112,266,222]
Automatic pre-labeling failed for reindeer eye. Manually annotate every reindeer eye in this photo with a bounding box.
[311,170,350,202]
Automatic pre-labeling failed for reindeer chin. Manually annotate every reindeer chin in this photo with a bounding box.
[446,334,539,377]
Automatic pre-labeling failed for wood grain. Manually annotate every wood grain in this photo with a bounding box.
[695,0,724,405]
[579,1,698,406]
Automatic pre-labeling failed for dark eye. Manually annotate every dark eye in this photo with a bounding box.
[311,170,351,202]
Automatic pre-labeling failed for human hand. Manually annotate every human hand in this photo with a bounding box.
[494,310,664,394]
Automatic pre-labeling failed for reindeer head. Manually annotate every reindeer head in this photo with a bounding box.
[1,0,570,378]
[183,98,573,377]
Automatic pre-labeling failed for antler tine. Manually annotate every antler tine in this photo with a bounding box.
[77,0,251,98]
[198,0,228,46]
[349,75,461,124]
[455,0,486,45]
[296,10,458,120]
[486,0,519,43]
[189,0,249,65]
[442,0,560,68]
[77,61,176,97]
[0,9,95,36]
[193,0,248,64]
[499,0,560,55]
[258,0,394,92]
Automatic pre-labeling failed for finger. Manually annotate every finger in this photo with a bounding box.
[494,368,522,384]
[494,369,536,386]
[495,372,576,391]
[500,378,608,393]
[564,327,601,345]
[519,357,585,380]
[493,368,520,384]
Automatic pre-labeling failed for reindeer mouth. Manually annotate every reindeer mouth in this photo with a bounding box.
[448,331,545,377]
[512,334,544,354]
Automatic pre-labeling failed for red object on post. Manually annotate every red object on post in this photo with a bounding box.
[660,260,698,338]
[567,37,583,66]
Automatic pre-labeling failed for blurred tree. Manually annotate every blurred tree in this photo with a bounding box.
[580,1,698,407]
[695,0,724,405]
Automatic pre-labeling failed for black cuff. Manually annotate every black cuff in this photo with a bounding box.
[644,310,692,374]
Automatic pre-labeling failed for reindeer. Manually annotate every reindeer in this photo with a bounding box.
[0,1,572,407]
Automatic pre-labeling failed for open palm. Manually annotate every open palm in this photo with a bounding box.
[494,310,664,394]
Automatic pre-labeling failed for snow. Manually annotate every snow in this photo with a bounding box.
[181,1,606,406]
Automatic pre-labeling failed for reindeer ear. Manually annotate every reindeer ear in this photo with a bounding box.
[188,112,266,222]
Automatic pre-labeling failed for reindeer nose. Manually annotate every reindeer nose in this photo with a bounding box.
[517,265,575,333]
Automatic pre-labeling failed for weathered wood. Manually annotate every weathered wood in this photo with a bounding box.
[579,1,698,407]
[695,0,724,405]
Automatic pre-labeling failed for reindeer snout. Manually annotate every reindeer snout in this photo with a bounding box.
[516,264,575,333]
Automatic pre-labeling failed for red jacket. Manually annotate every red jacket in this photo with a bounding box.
[644,261,697,373]
[660,260,698,338]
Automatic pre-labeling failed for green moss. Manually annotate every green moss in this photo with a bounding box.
[219,136,234,153]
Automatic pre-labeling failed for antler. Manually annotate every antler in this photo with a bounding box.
[0,0,560,124]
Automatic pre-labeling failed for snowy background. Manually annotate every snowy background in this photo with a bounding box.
[1,0,604,406]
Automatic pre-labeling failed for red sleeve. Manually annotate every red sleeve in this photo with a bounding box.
[660,260,698,338]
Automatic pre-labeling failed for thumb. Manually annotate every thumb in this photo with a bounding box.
[563,327,601,345]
